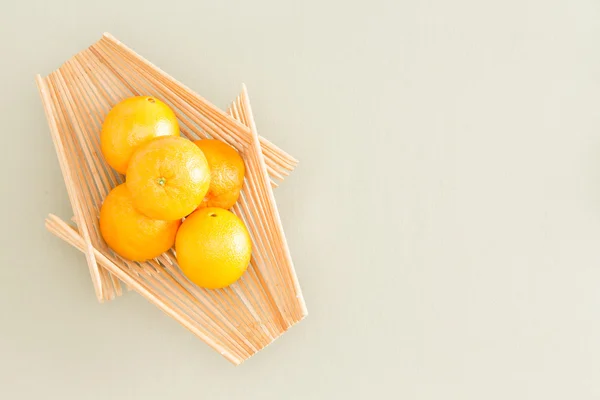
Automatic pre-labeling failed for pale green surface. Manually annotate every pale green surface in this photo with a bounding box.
[1,0,600,398]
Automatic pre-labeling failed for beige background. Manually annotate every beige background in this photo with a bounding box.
[2,0,600,398]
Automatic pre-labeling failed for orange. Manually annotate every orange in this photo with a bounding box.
[101,96,179,174]
[175,207,252,289]
[99,184,181,262]
[193,139,245,209]
[126,136,210,221]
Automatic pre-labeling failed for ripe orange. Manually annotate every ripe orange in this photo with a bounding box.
[126,136,210,221]
[99,184,181,262]
[175,207,252,289]
[193,139,245,209]
[101,96,179,174]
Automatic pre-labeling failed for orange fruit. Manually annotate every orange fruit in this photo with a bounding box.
[99,184,181,262]
[126,136,210,221]
[193,139,245,209]
[175,207,252,289]
[101,96,179,174]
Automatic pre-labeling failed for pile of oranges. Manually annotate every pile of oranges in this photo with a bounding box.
[98,96,251,289]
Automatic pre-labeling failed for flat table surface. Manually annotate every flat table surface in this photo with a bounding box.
[2,1,600,399]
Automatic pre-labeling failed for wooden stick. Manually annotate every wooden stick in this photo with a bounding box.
[36,75,104,302]
[47,72,115,301]
[60,62,123,296]
[239,86,308,319]
[229,104,296,323]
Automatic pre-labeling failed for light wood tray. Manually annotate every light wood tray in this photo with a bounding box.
[35,33,307,365]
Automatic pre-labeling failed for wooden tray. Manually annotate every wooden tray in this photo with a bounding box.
[35,33,307,365]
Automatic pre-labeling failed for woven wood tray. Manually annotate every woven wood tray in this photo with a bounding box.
[35,33,307,365]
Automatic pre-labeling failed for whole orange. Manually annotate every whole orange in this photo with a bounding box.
[175,207,252,289]
[194,139,245,209]
[101,96,179,174]
[99,184,181,262]
[126,136,210,221]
